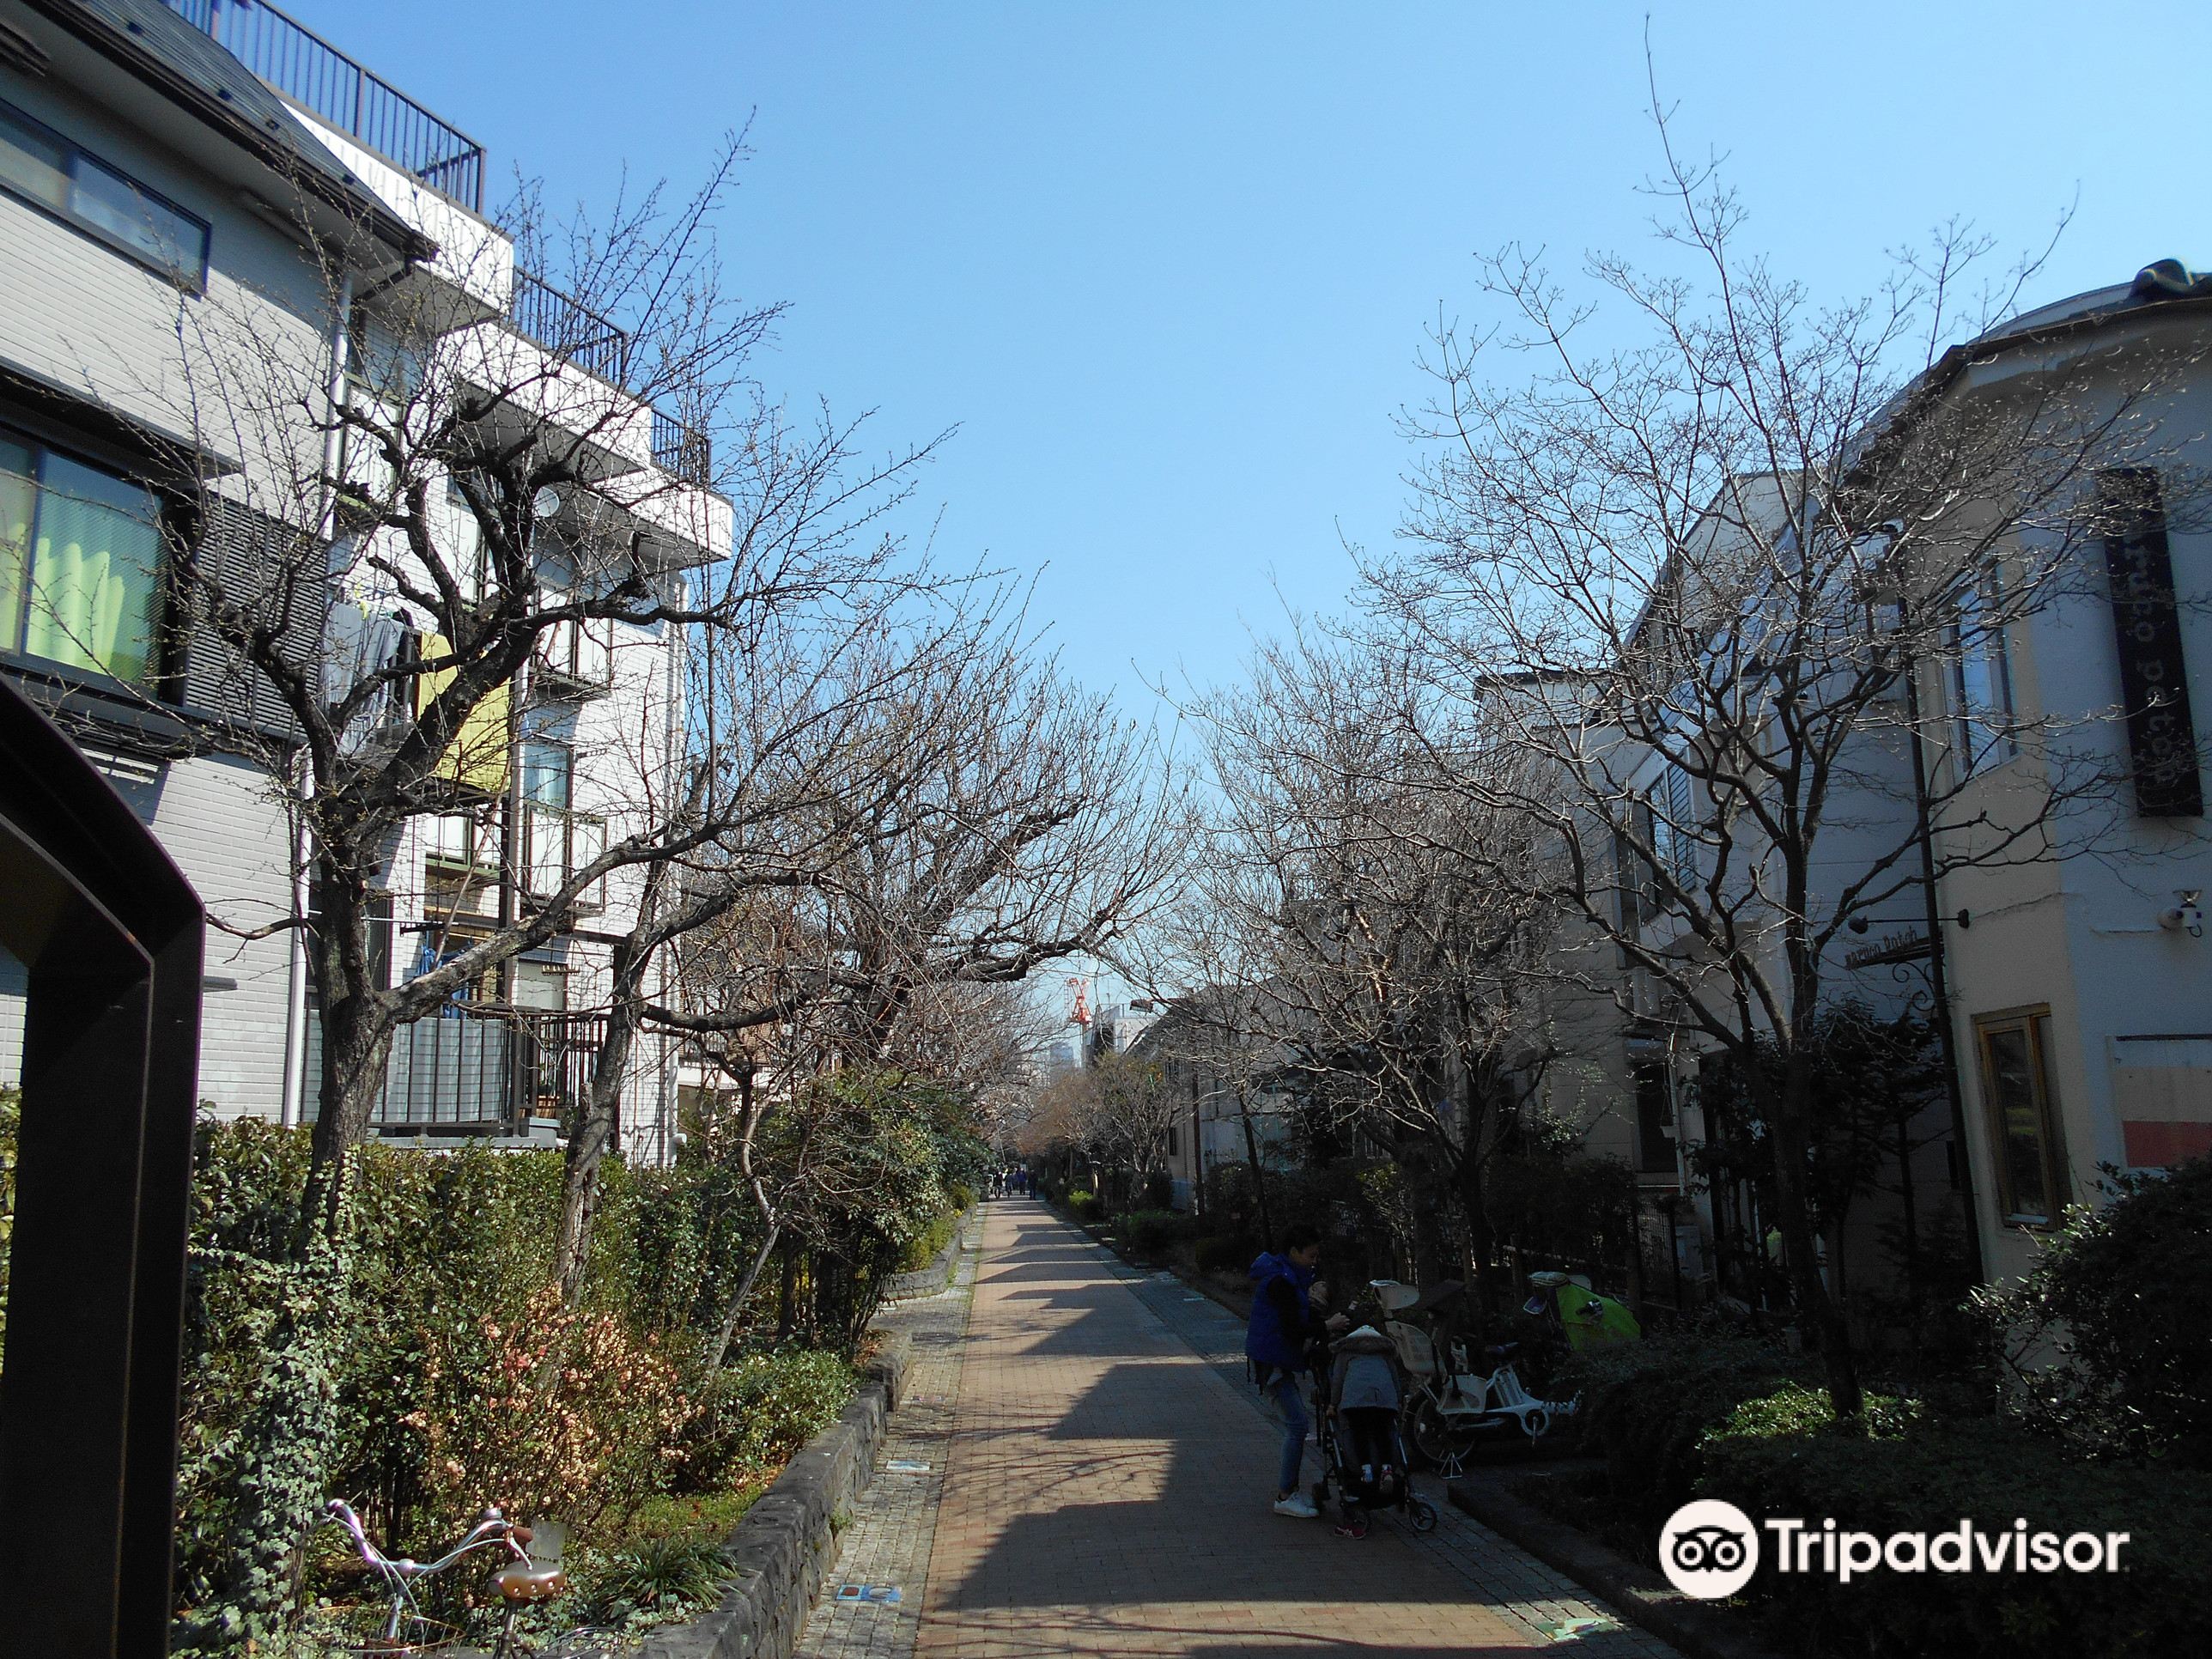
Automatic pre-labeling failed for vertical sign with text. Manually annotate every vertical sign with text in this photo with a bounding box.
[2100,469,2204,817]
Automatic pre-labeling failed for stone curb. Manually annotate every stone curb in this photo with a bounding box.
[883,1204,980,1301]
[638,1332,914,1659]
[1444,1474,1784,1659]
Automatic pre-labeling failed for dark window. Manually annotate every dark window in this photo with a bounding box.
[1166,1124,1179,1158]
[1632,1059,1674,1172]
[1,429,165,684]
[0,99,209,289]
[1975,1008,2068,1225]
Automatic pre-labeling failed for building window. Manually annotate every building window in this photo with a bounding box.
[1,431,166,685]
[520,705,574,811]
[1950,575,2015,779]
[1166,1124,1179,1158]
[1650,763,1698,889]
[0,99,209,290]
[1974,1008,2067,1225]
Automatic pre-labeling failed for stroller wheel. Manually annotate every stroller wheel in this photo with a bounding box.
[1409,1498,1440,1534]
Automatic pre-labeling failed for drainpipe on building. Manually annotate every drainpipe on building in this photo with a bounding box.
[281,270,356,1127]
[656,574,684,1166]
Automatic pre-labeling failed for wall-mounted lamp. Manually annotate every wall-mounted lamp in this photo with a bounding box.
[2159,890,2205,939]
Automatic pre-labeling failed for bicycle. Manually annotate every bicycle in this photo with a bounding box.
[1369,1279,1579,1476]
[318,1498,597,1656]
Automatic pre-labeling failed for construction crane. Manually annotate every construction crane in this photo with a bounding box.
[1065,975,1091,1029]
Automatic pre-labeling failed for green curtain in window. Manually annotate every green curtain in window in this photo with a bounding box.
[17,450,161,683]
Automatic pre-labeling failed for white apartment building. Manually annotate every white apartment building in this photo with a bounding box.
[1,0,728,1162]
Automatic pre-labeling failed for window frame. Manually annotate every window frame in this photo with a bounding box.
[0,97,210,294]
[1948,573,2017,781]
[1972,1006,2069,1228]
[1,421,175,692]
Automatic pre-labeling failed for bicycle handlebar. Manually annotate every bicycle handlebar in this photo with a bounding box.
[322,1498,529,1584]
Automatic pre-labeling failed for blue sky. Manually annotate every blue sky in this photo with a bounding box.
[288,0,2205,723]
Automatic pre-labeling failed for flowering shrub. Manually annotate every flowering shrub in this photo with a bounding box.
[409,1285,692,1530]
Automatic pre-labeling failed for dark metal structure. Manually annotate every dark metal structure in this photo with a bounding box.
[0,674,204,1658]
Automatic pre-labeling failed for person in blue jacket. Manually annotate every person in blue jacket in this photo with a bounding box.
[1246,1222,1342,1517]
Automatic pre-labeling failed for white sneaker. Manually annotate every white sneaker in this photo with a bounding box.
[1272,1492,1319,1519]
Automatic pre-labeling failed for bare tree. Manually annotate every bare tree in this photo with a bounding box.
[1167,626,1559,1275]
[1369,127,2198,1410]
[145,141,946,1226]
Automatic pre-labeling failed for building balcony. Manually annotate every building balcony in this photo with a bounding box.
[368,1006,606,1137]
[532,617,615,699]
[504,274,715,489]
[165,0,485,210]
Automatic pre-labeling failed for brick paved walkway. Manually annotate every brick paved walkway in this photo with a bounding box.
[807,1201,1677,1658]
[794,1211,983,1659]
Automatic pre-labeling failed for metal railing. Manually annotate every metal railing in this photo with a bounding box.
[509,270,632,383]
[165,0,485,210]
[652,407,714,488]
[369,1006,607,1134]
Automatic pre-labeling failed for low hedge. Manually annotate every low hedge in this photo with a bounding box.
[896,1207,962,1273]
[672,1348,859,1492]
[1065,1188,1105,1224]
[1698,1392,2212,1658]
[1115,1208,1195,1258]
[1194,1234,1257,1276]
[1564,1330,1810,1540]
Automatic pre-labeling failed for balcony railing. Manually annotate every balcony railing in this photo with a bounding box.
[507,279,711,486]
[652,407,714,488]
[166,0,485,210]
[370,1006,607,1135]
[509,270,632,383]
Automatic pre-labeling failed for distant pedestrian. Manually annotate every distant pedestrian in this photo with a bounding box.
[1245,1222,1343,1518]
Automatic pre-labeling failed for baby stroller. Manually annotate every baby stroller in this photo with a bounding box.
[1310,1324,1440,1539]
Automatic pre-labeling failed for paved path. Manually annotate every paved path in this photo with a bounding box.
[807,1202,1677,1659]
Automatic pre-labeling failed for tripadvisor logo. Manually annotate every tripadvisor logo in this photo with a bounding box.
[1659,1500,2131,1599]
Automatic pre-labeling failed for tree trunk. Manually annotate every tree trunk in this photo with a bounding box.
[703,1068,780,1368]
[775,1240,799,1342]
[301,856,394,1230]
[1766,1065,1862,1416]
[303,989,391,1238]
[1237,1088,1273,1249]
[554,1006,635,1304]
[555,890,669,1300]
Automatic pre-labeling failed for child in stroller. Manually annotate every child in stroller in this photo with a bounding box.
[1313,1322,1440,1539]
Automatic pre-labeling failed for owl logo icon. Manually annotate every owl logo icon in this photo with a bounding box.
[1659,1499,1760,1598]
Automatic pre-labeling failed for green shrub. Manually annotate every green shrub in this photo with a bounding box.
[1194,1234,1256,1275]
[673,1349,857,1492]
[578,1534,729,1623]
[1973,1154,2212,1466]
[897,1208,960,1273]
[1562,1329,1809,1539]
[1065,1188,1103,1223]
[1116,1208,1193,1257]
[1698,1407,2212,1658]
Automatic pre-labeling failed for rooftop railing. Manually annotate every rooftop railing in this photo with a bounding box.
[167,2,712,489]
[652,407,714,489]
[166,0,485,210]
